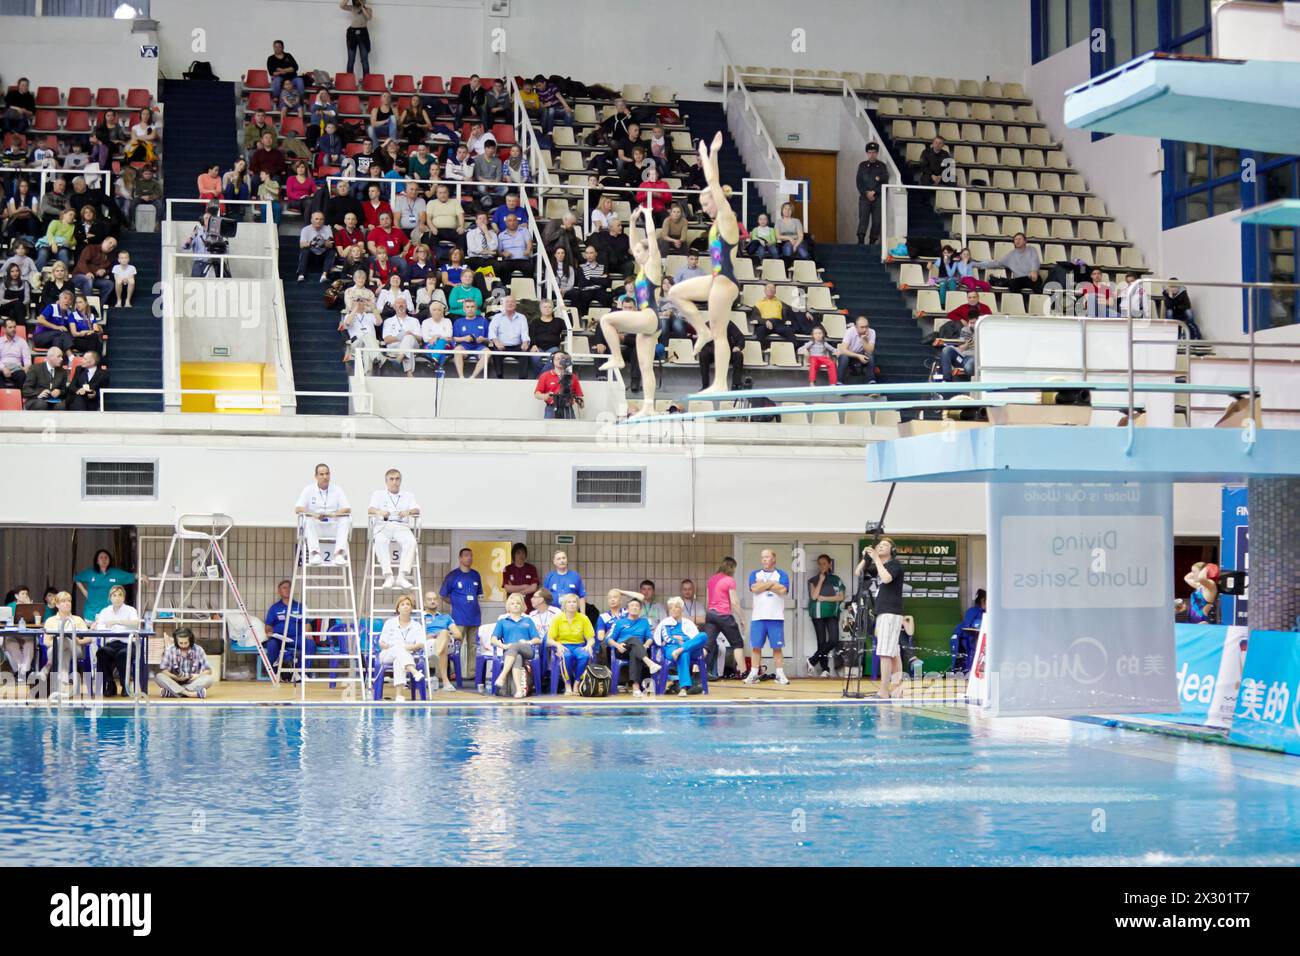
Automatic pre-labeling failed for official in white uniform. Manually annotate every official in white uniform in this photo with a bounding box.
[367,468,420,590]
[93,584,139,697]
[381,300,422,376]
[377,594,425,701]
[294,463,352,566]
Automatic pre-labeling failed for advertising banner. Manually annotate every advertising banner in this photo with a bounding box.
[1219,486,1249,626]
[1229,630,1300,755]
[1143,624,1248,728]
[986,482,1177,715]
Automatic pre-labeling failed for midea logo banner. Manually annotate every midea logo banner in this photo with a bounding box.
[986,482,1177,716]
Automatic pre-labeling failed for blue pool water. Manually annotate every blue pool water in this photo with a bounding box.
[1,704,1298,866]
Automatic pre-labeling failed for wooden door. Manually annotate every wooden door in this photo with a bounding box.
[778,149,838,245]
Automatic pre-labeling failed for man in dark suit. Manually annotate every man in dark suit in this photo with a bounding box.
[21,345,68,410]
[67,350,109,411]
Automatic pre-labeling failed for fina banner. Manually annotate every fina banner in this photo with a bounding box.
[985,482,1176,715]
[1143,624,1248,728]
[1219,486,1249,626]
[1229,630,1300,755]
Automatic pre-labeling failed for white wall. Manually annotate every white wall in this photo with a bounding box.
[1025,39,1165,269]
[753,91,841,151]
[1161,211,1246,342]
[150,0,1031,99]
[0,15,158,92]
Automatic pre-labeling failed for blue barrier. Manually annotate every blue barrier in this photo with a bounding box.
[1230,630,1300,756]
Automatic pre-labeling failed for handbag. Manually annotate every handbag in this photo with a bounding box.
[577,662,611,697]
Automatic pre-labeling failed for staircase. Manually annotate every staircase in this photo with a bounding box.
[676,100,764,221]
[867,108,949,248]
[816,243,932,385]
[279,242,349,415]
[104,230,163,412]
[160,79,239,202]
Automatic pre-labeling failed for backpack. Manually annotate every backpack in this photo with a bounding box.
[577,662,611,697]
[184,60,218,82]
[502,663,532,698]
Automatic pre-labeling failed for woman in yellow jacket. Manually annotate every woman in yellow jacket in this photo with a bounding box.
[547,592,595,694]
[41,590,91,697]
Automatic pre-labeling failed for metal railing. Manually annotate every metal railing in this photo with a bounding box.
[1,165,114,205]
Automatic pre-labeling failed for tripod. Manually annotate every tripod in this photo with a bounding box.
[841,564,876,699]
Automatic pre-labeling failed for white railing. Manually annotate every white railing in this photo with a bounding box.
[880,183,968,262]
[508,73,555,191]
[4,165,115,205]
[716,32,791,224]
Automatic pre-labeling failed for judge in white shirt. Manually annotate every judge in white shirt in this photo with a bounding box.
[295,462,352,566]
[93,584,139,697]
[1119,271,1149,319]
[381,298,421,376]
[377,594,426,701]
[367,468,420,590]
[421,301,453,370]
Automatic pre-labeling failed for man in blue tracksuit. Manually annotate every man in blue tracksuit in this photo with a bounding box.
[654,597,707,696]
[263,579,304,675]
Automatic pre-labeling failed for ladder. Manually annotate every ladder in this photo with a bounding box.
[150,514,279,686]
[286,515,366,700]
[362,515,430,698]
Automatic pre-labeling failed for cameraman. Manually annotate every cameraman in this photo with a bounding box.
[534,350,584,420]
[856,538,905,699]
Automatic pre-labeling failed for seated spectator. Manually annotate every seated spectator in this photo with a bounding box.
[398,95,432,146]
[528,299,567,373]
[647,124,673,175]
[369,91,397,147]
[673,250,705,285]
[552,247,577,302]
[73,202,115,255]
[67,348,108,410]
[947,288,991,324]
[836,314,876,384]
[421,300,453,369]
[485,593,541,698]
[0,316,32,389]
[249,130,287,183]
[595,218,635,278]
[222,159,253,204]
[1119,272,1149,319]
[415,275,448,317]
[22,344,68,410]
[67,293,105,355]
[38,178,70,226]
[376,271,414,318]
[800,324,837,385]
[197,163,223,201]
[406,243,436,285]
[465,211,498,269]
[35,208,77,271]
[360,183,393,229]
[377,595,427,700]
[349,139,380,189]
[456,75,487,123]
[447,266,483,318]
[491,192,530,233]
[753,283,800,354]
[307,90,339,148]
[284,162,315,217]
[931,245,966,301]
[297,211,337,282]
[267,40,305,113]
[92,584,138,696]
[534,349,583,419]
[915,135,951,186]
[438,245,470,288]
[488,295,531,379]
[619,145,654,189]
[1075,267,1117,317]
[333,211,369,272]
[444,142,476,193]
[636,167,672,217]
[473,142,506,207]
[367,211,409,278]
[40,590,90,695]
[547,592,594,692]
[495,214,533,282]
[339,270,381,369]
[746,212,779,259]
[243,109,278,155]
[370,250,400,287]
[392,179,426,232]
[656,277,689,345]
[503,143,531,187]
[605,597,662,697]
[126,108,161,164]
[129,165,163,224]
[405,142,435,186]
[1162,279,1200,338]
[939,321,975,381]
[1,77,36,135]
[377,138,406,179]
[425,184,466,254]
[34,290,76,352]
[542,213,581,266]
[155,627,214,699]
[570,244,613,314]
[699,318,745,391]
[381,298,421,377]
[256,171,282,223]
[657,203,691,258]
[40,261,75,307]
[654,597,707,696]
[533,75,573,133]
[451,298,490,378]
[775,202,810,260]
[3,177,41,240]
[974,232,1042,296]
[325,179,363,231]
[590,194,617,233]
[484,79,512,124]
[316,122,344,169]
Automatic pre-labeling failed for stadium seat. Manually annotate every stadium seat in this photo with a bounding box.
[510,277,537,301]
[492,123,515,145]
[35,86,59,107]
[244,69,269,89]
[67,87,91,108]
[760,260,787,282]
[649,85,674,103]
[574,104,597,124]
[805,286,836,311]
[791,260,819,283]
[334,72,359,91]
[361,74,388,93]
[780,405,809,424]
[915,290,943,315]
[731,258,755,282]
[337,95,362,115]
[0,390,21,412]
[94,87,119,109]
[64,112,90,133]
[419,75,445,94]
[391,75,416,94]
[281,115,305,137]
[819,314,847,338]
[247,91,274,112]
[33,110,59,132]
[621,84,647,102]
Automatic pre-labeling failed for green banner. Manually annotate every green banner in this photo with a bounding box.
[860,537,962,670]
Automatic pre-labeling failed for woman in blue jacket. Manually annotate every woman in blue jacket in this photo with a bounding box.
[951,589,985,674]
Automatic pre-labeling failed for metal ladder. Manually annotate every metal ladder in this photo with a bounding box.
[150,514,279,687]
[286,516,366,700]
[362,515,430,698]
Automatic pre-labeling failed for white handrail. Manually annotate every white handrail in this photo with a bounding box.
[507,73,555,191]
[716,33,787,182]
[4,165,114,205]
[880,182,968,263]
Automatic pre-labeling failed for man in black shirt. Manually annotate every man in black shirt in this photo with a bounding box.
[861,539,905,698]
[855,143,890,245]
[456,75,486,122]
[325,179,363,231]
[916,136,952,186]
[267,41,303,105]
[699,319,745,391]
[2,77,36,135]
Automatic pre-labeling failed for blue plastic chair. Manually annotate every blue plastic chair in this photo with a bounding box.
[651,642,710,696]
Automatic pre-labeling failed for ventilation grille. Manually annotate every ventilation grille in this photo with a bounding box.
[83,459,158,499]
[573,468,645,507]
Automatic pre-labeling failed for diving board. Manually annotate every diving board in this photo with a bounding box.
[1063,52,1300,154]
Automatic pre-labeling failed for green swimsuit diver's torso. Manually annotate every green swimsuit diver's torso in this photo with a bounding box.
[634,267,657,311]
[708,223,737,283]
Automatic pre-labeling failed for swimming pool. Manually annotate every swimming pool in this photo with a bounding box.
[2,704,1297,866]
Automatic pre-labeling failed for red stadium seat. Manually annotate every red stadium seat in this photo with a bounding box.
[33,110,59,132]
[95,88,120,108]
[480,77,498,89]
[344,142,364,157]
[492,123,515,145]
[244,69,269,89]
[64,112,90,133]
[390,74,416,94]
[13,324,25,340]
[337,94,363,115]
[361,74,387,93]
[247,91,274,112]
[125,88,152,109]
[67,87,92,107]
[280,115,305,137]
[0,390,21,412]
[333,72,358,92]
[419,75,444,94]
[449,76,470,94]
[35,86,60,107]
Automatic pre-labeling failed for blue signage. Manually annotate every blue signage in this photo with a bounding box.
[1229,630,1300,755]
[1219,486,1248,626]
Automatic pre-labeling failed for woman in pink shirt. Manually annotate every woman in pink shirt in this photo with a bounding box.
[196,164,222,201]
[285,161,316,217]
[704,557,748,679]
